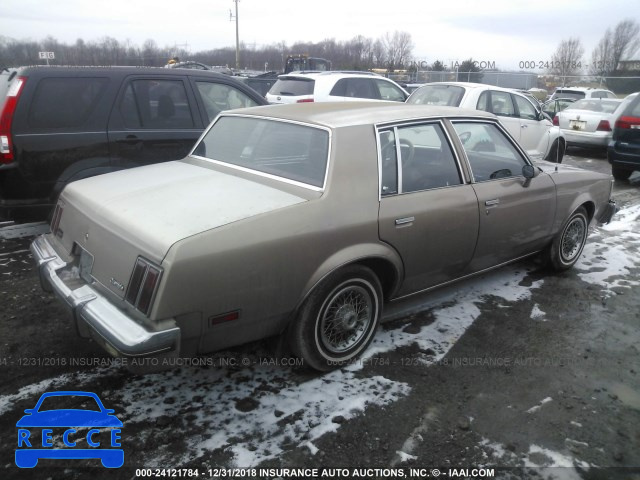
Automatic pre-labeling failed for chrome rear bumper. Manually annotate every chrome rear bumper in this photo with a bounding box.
[30,235,180,359]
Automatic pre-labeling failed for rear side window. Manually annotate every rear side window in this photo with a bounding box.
[269,78,314,96]
[120,79,194,129]
[331,78,378,99]
[379,122,461,195]
[28,77,109,129]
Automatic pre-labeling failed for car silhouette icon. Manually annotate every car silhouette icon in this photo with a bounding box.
[15,391,123,468]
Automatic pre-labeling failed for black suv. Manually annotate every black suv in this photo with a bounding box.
[608,92,640,181]
[0,66,267,220]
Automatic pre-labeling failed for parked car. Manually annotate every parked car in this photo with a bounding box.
[0,66,267,220]
[554,98,623,149]
[542,97,576,119]
[31,102,616,372]
[550,86,616,101]
[407,82,566,162]
[608,92,640,181]
[265,71,408,104]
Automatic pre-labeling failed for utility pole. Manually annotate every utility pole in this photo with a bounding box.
[230,0,240,70]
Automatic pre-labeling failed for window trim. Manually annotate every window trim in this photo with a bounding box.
[449,118,533,184]
[189,113,332,192]
[376,118,466,199]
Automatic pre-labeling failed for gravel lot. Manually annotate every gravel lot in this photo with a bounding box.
[0,149,639,480]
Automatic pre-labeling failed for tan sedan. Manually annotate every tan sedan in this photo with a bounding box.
[31,103,617,371]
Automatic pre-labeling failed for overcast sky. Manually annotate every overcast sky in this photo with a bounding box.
[1,0,638,70]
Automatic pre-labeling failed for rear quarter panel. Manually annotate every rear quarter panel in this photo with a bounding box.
[156,124,402,353]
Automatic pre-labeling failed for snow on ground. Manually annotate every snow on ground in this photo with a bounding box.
[577,203,640,295]
[479,438,590,480]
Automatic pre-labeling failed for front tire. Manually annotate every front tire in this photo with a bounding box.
[548,207,589,271]
[289,265,382,371]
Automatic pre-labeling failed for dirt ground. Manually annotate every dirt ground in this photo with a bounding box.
[0,149,639,480]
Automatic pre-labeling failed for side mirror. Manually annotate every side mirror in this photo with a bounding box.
[522,164,537,187]
[522,164,536,179]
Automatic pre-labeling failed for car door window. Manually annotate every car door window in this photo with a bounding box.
[379,123,461,195]
[375,80,406,102]
[195,81,259,123]
[452,122,527,182]
[120,79,194,129]
[344,79,379,99]
[488,91,516,117]
[514,95,538,120]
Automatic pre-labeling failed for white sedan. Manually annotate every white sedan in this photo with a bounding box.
[554,98,623,148]
[407,82,566,162]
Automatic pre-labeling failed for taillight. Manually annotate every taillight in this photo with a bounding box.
[0,76,26,164]
[296,98,314,103]
[552,115,559,126]
[125,257,163,316]
[51,203,64,238]
[615,116,640,130]
[596,120,611,132]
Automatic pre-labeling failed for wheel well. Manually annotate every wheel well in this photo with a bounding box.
[354,257,399,301]
[580,201,595,221]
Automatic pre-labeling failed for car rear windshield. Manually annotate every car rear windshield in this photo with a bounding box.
[407,85,465,106]
[552,89,586,100]
[193,116,330,188]
[568,99,621,114]
[268,78,315,96]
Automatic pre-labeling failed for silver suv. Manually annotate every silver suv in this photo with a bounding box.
[266,71,408,104]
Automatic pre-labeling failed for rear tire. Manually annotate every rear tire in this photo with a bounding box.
[546,138,565,163]
[289,265,382,371]
[612,165,632,181]
[547,207,588,271]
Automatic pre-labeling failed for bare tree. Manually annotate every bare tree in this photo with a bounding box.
[382,31,413,69]
[548,37,584,82]
[590,19,640,76]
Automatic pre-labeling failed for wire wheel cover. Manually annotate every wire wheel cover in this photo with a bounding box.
[319,284,374,354]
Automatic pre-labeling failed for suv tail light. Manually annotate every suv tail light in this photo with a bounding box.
[615,116,640,130]
[552,115,559,126]
[296,98,314,103]
[596,120,611,132]
[125,257,163,316]
[0,76,26,164]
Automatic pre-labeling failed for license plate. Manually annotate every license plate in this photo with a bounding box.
[77,246,94,284]
[569,120,586,130]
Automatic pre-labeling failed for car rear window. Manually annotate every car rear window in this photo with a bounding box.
[567,99,621,114]
[193,116,330,188]
[407,85,465,106]
[552,89,586,100]
[269,78,315,96]
[28,77,109,128]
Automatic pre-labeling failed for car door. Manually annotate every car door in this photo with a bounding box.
[513,93,550,159]
[477,90,522,143]
[108,75,204,168]
[451,120,556,272]
[377,121,479,297]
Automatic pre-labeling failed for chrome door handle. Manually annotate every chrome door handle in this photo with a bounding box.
[485,199,500,206]
[395,216,415,226]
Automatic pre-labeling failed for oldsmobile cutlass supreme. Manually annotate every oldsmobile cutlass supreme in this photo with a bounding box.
[31,103,617,371]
